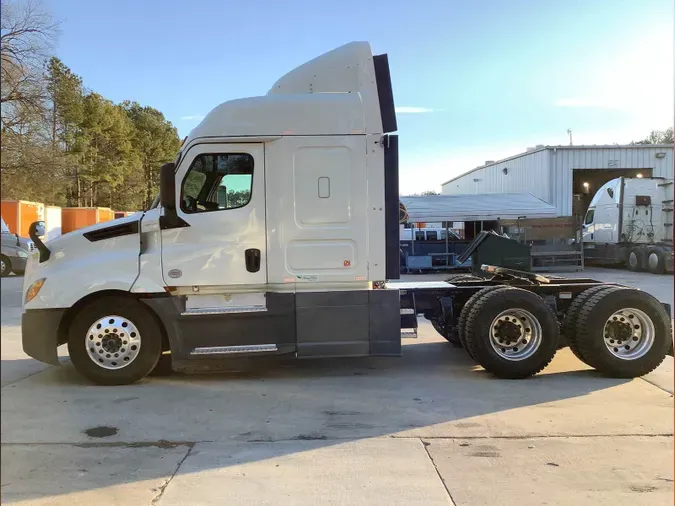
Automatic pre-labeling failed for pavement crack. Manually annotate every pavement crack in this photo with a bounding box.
[1,366,55,388]
[390,433,673,440]
[2,433,673,448]
[638,375,673,395]
[151,443,194,505]
[421,438,457,505]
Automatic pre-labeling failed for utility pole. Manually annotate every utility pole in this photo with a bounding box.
[567,129,573,146]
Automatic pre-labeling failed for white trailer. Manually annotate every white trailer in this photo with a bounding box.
[582,177,674,273]
[21,42,672,385]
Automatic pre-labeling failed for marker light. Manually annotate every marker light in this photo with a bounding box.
[25,278,46,304]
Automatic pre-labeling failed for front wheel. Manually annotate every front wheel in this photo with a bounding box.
[68,296,163,385]
[0,255,11,277]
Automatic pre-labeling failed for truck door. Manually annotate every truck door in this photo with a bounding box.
[582,208,595,242]
[161,143,266,288]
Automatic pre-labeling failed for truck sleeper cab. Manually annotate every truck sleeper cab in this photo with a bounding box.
[21,43,672,385]
[22,42,403,385]
[582,176,674,273]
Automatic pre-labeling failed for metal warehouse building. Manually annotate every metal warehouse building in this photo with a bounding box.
[441,144,674,217]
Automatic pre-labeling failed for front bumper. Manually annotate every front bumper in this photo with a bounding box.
[22,309,66,365]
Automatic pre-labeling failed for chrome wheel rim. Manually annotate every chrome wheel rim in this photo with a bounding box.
[603,308,655,360]
[85,315,141,370]
[490,308,542,361]
[0,259,6,274]
[628,252,638,269]
[648,253,659,271]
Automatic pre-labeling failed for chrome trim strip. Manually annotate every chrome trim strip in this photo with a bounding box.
[190,344,278,356]
[181,306,267,316]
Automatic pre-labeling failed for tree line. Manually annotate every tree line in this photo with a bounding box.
[1,0,181,211]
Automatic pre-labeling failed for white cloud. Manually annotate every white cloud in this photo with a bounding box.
[395,106,436,114]
[180,115,205,121]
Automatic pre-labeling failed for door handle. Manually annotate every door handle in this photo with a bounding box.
[591,233,594,240]
[245,249,261,273]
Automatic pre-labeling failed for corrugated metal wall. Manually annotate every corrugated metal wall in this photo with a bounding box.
[442,146,674,216]
[441,149,552,203]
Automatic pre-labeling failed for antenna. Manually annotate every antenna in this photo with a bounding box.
[567,129,573,146]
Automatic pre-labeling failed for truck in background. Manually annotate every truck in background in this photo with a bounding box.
[582,177,673,274]
[20,42,672,385]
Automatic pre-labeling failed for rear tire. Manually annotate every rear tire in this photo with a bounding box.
[446,274,482,283]
[626,247,645,271]
[575,289,671,378]
[464,288,559,379]
[0,255,11,277]
[431,319,461,345]
[563,285,624,363]
[458,286,514,361]
[646,247,666,274]
[68,296,163,385]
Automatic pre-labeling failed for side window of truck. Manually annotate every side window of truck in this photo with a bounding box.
[181,153,254,213]
[584,209,594,225]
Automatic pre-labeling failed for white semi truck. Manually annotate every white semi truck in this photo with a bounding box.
[22,42,671,385]
[582,177,674,273]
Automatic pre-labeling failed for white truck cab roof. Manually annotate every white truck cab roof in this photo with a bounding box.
[183,42,390,148]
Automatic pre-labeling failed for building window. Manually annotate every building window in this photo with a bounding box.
[181,154,253,213]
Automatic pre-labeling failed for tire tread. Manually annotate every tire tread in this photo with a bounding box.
[575,289,671,377]
[464,288,559,378]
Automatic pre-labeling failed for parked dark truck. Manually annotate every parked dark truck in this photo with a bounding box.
[21,42,672,385]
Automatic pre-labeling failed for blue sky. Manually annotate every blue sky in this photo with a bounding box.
[45,0,673,194]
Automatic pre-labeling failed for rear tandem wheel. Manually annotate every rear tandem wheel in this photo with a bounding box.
[458,286,515,361]
[463,287,560,379]
[563,285,625,363]
[574,288,671,378]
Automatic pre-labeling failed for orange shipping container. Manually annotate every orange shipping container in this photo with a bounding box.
[1,200,44,238]
[61,207,115,234]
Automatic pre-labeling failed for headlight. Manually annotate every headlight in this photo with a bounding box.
[17,250,28,258]
[25,278,46,304]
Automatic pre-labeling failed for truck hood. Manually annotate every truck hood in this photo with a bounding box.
[45,212,143,249]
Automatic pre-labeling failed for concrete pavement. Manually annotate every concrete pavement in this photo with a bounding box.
[1,270,673,505]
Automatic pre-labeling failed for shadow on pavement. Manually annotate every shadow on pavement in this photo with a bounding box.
[2,339,651,503]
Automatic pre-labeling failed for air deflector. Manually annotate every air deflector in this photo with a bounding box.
[373,54,397,134]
